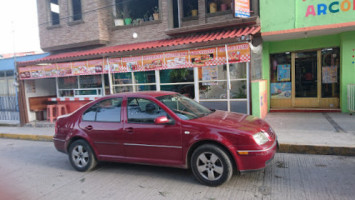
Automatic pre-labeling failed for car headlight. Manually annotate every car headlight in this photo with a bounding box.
[252,131,270,145]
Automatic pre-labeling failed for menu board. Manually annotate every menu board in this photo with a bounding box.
[43,64,58,77]
[122,56,142,72]
[164,51,189,69]
[19,67,32,79]
[190,48,217,66]
[72,61,88,75]
[107,58,122,73]
[87,59,104,74]
[57,63,73,76]
[218,43,250,63]
[143,54,164,71]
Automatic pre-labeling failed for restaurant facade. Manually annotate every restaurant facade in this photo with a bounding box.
[260,0,355,112]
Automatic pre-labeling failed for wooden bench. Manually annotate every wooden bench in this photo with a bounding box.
[28,96,56,112]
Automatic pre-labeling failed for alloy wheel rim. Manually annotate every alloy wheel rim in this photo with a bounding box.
[72,145,89,168]
[196,152,224,181]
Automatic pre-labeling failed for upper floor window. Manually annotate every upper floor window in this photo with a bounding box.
[206,0,232,14]
[182,0,198,17]
[71,0,82,21]
[114,0,159,26]
[49,0,60,25]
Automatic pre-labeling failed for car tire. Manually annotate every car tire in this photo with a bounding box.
[68,139,97,172]
[191,144,233,186]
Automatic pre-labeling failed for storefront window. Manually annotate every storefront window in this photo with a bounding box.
[58,75,103,97]
[58,76,78,89]
[160,68,195,99]
[160,68,194,83]
[199,81,227,99]
[321,48,340,98]
[112,71,156,93]
[134,71,155,84]
[229,63,247,79]
[270,53,292,99]
[230,81,247,99]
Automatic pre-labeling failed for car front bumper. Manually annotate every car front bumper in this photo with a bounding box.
[237,140,278,172]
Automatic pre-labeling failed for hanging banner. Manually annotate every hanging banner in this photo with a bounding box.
[122,56,143,72]
[30,66,45,79]
[107,58,123,73]
[164,51,189,69]
[71,61,88,75]
[57,63,73,76]
[43,64,58,78]
[18,67,32,79]
[142,54,164,71]
[190,48,217,67]
[87,59,104,74]
[218,43,250,63]
[234,0,250,18]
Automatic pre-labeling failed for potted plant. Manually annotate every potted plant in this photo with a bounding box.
[153,6,159,20]
[122,4,132,25]
[114,7,124,26]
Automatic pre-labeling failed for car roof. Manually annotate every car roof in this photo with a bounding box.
[104,91,177,98]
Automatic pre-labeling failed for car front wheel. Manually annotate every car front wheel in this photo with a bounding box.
[191,144,233,186]
[68,139,97,172]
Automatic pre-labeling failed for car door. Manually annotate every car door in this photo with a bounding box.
[79,98,124,158]
[123,97,183,165]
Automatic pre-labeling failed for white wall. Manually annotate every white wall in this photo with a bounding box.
[24,78,56,122]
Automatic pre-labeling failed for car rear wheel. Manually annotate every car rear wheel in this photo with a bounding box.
[69,140,97,172]
[191,144,233,186]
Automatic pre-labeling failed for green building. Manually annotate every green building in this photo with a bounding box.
[259,0,355,113]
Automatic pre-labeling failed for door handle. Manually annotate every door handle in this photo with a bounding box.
[85,125,93,130]
[124,127,134,133]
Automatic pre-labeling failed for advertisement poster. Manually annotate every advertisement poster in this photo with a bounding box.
[234,0,250,18]
[19,67,32,79]
[143,54,164,71]
[107,58,122,73]
[30,66,45,79]
[277,64,291,82]
[322,66,337,83]
[271,82,291,99]
[43,64,58,77]
[218,43,250,63]
[164,51,189,69]
[71,61,88,75]
[202,66,218,85]
[87,59,104,74]
[57,63,73,76]
[190,48,217,66]
[122,56,142,72]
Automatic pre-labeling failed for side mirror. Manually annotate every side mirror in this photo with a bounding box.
[154,116,173,125]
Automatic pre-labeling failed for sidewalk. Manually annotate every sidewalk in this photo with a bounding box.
[265,112,355,155]
[0,112,355,155]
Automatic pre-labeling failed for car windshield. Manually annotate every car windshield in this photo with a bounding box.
[156,94,213,120]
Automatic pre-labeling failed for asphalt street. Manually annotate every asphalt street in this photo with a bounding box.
[0,138,354,200]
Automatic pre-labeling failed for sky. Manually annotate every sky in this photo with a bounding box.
[0,0,42,54]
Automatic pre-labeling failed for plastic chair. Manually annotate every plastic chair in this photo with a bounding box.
[56,104,68,117]
[47,105,57,123]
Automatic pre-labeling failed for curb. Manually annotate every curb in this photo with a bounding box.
[1,134,354,156]
[0,133,53,142]
[279,143,355,156]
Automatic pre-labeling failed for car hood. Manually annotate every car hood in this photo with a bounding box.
[190,110,269,133]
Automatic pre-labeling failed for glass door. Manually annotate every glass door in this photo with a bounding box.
[292,51,320,107]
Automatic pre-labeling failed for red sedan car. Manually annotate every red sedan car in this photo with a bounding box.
[54,91,277,186]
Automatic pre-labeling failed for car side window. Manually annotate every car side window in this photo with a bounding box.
[82,98,122,122]
[127,98,168,124]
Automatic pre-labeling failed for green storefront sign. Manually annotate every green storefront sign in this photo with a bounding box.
[261,0,355,32]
